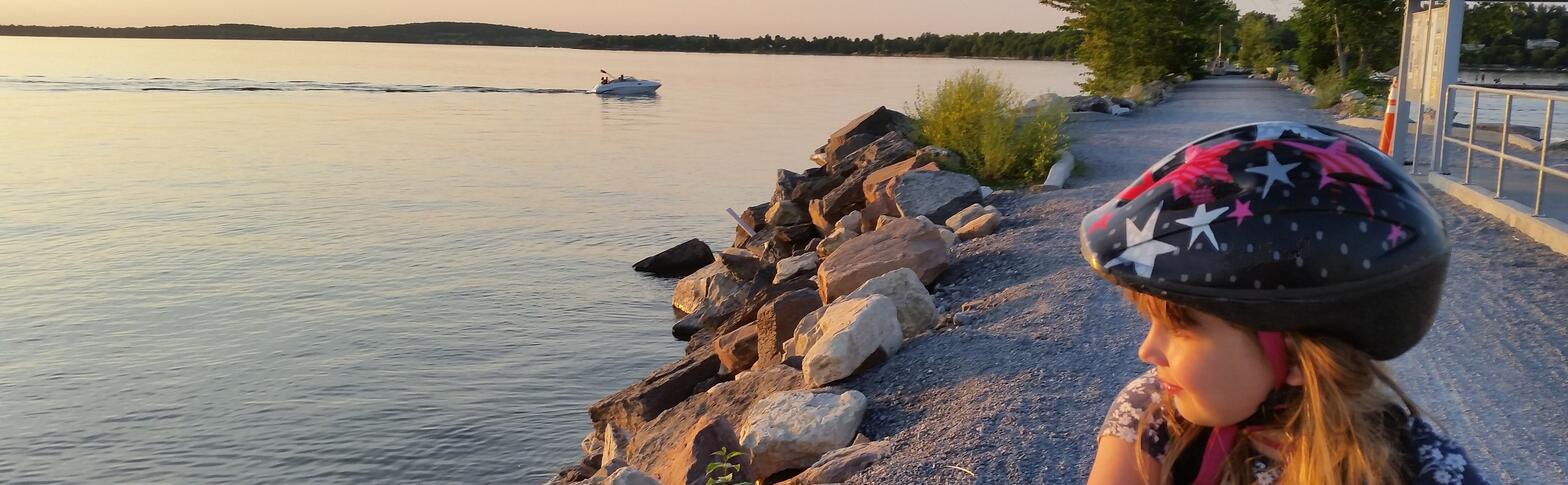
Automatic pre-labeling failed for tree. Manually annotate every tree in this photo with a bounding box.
[1290,0,1402,78]
[1237,12,1280,72]
[1041,0,1239,95]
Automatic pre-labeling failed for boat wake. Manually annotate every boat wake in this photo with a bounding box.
[0,75,588,94]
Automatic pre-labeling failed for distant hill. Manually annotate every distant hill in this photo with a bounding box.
[0,22,1081,61]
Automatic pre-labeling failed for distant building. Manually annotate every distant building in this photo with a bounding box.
[1526,38,1560,50]
[1461,43,1485,52]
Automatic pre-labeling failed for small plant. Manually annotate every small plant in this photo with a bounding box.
[705,447,753,485]
[910,70,1070,186]
[1310,71,1346,109]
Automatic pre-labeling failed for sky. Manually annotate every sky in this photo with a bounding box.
[0,0,1301,38]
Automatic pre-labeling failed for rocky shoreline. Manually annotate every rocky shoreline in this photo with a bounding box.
[544,84,1172,485]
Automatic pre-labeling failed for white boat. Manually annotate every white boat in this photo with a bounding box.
[590,74,661,95]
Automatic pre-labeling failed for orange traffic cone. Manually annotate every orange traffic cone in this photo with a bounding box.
[1379,79,1400,155]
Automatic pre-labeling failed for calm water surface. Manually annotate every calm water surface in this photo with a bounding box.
[0,36,1084,483]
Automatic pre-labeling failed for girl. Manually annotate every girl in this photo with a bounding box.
[1078,122,1489,484]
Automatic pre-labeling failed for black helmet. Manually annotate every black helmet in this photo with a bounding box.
[1080,122,1450,360]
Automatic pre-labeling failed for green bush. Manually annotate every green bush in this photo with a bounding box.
[911,71,1069,186]
[1310,71,1345,109]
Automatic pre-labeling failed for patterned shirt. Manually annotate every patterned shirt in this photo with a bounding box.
[1098,369,1491,485]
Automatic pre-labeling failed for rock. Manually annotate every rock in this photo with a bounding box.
[603,422,632,464]
[835,211,862,232]
[672,261,747,317]
[808,199,833,236]
[887,171,982,225]
[817,217,951,303]
[588,348,722,434]
[837,268,937,339]
[915,145,962,168]
[711,268,818,338]
[1341,89,1368,103]
[787,174,845,207]
[733,203,771,248]
[605,467,660,485]
[1109,97,1135,109]
[625,365,803,479]
[766,200,809,227]
[649,416,752,485]
[823,107,915,170]
[582,427,604,456]
[956,211,1002,240]
[591,458,629,482]
[827,132,878,169]
[938,228,957,248]
[816,227,858,259]
[718,248,765,282]
[633,238,713,278]
[1022,94,1071,120]
[776,440,891,485]
[775,252,820,284]
[772,169,808,204]
[944,203,989,231]
[1041,149,1075,190]
[755,289,824,369]
[715,324,760,375]
[545,461,596,485]
[1067,95,1112,113]
[875,215,897,230]
[739,389,868,480]
[819,131,916,220]
[796,295,902,387]
[859,157,940,228]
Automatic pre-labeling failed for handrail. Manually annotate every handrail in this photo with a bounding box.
[1440,84,1568,217]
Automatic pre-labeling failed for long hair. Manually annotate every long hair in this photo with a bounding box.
[1125,289,1418,484]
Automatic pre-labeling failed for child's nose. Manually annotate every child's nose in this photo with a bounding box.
[1138,327,1167,367]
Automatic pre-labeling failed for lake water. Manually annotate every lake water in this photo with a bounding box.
[0,37,1085,483]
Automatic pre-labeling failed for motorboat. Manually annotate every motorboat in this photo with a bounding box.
[590,73,661,95]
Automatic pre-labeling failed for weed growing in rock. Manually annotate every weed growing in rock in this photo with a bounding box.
[704,447,753,485]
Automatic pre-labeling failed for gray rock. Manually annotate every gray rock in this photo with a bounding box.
[837,267,937,339]
[633,238,713,278]
[956,211,1002,240]
[775,440,891,485]
[717,248,765,282]
[672,261,746,317]
[888,171,982,225]
[604,467,659,485]
[739,389,868,480]
[775,252,821,284]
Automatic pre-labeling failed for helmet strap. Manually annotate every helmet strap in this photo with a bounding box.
[1192,331,1289,485]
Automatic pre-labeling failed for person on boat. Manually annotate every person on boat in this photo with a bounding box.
[600,76,609,85]
[1081,122,1490,484]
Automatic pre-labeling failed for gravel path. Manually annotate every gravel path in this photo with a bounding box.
[843,77,1568,484]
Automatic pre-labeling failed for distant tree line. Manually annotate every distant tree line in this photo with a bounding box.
[1461,4,1568,69]
[0,22,1082,61]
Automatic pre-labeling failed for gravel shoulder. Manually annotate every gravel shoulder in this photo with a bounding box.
[842,77,1568,484]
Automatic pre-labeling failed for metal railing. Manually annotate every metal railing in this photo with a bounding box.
[1438,84,1568,217]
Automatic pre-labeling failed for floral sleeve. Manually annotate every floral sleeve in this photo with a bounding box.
[1098,368,1171,462]
[1408,417,1492,485]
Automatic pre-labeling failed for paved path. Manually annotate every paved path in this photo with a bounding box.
[845,77,1568,484]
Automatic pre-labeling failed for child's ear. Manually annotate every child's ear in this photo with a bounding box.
[1285,365,1305,387]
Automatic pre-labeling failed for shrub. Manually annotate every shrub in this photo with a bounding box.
[910,71,1069,185]
[705,447,753,485]
[1310,71,1346,109]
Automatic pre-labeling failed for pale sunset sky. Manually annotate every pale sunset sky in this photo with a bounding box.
[2,0,1300,37]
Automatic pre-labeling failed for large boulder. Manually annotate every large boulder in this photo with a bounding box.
[625,365,803,479]
[715,324,759,375]
[649,416,752,485]
[711,268,818,339]
[633,238,713,278]
[795,295,902,387]
[1022,93,1071,120]
[784,174,845,207]
[837,267,937,339]
[825,132,878,168]
[739,389,868,480]
[775,440,891,485]
[817,218,950,303]
[717,248,765,282]
[755,288,824,369]
[859,158,940,231]
[887,171,982,225]
[589,347,722,434]
[765,200,809,227]
[672,261,747,317]
[823,107,914,169]
[602,422,632,464]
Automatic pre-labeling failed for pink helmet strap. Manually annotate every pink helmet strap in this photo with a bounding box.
[1192,331,1289,485]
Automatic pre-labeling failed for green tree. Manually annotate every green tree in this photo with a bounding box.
[1237,12,1280,72]
[1041,0,1239,95]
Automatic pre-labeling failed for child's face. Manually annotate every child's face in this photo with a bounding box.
[1137,309,1277,427]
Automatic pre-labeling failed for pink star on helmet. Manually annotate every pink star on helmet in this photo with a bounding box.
[1280,139,1389,213]
[1089,212,1112,232]
[1230,199,1254,225]
[1387,224,1404,243]
[1117,140,1240,203]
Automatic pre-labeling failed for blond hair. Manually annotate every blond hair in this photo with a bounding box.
[1125,290,1417,484]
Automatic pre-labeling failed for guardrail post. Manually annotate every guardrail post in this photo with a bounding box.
[1498,94,1513,198]
[1538,99,1553,216]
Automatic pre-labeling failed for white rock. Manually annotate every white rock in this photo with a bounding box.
[836,268,937,339]
[605,466,660,485]
[799,295,902,387]
[956,212,1002,240]
[739,389,868,479]
[672,261,744,315]
[980,186,994,199]
[945,203,989,231]
[775,252,821,284]
[835,210,863,231]
[939,228,958,248]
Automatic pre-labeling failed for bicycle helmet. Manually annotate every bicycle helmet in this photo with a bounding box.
[1080,122,1450,360]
